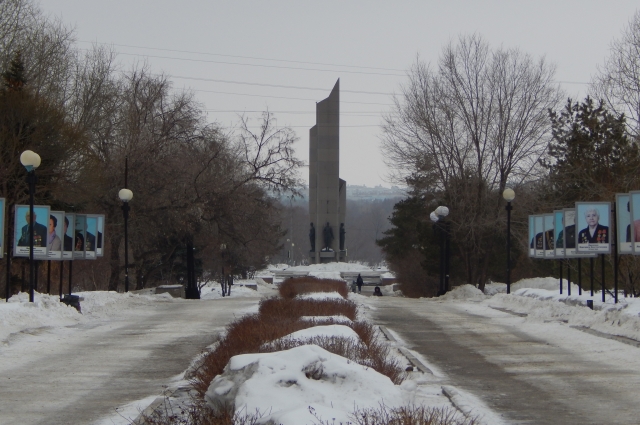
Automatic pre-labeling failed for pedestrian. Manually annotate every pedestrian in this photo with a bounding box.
[373,286,383,296]
[356,273,364,293]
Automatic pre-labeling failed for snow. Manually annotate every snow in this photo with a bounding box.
[277,324,360,341]
[205,344,415,425]
[296,291,345,301]
[7,266,640,425]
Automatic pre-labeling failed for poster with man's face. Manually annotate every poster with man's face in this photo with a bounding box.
[96,215,105,257]
[74,214,86,259]
[0,198,4,258]
[554,210,565,258]
[576,202,611,254]
[13,205,50,258]
[85,215,98,260]
[47,211,64,260]
[563,208,596,258]
[528,216,535,257]
[534,215,544,258]
[543,214,555,258]
[616,193,632,254]
[629,191,640,254]
[63,213,75,260]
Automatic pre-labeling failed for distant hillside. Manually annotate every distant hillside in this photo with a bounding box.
[281,185,406,205]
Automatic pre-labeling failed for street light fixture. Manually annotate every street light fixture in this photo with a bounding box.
[20,150,41,303]
[118,188,133,292]
[431,205,451,296]
[503,188,515,294]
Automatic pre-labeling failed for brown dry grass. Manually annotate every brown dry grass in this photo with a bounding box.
[348,404,478,425]
[278,276,349,299]
[259,296,357,320]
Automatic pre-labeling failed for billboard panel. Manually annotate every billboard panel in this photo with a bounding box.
[47,211,64,260]
[543,213,555,258]
[576,202,611,254]
[96,215,105,257]
[630,191,640,254]
[554,210,565,258]
[528,215,535,257]
[74,214,86,259]
[616,193,632,254]
[14,205,50,259]
[534,215,544,258]
[63,213,75,259]
[85,215,98,260]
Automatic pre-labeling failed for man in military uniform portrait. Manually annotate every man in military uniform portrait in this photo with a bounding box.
[17,211,48,247]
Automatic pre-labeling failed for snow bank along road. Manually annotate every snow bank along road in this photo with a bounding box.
[0,296,259,425]
[366,296,640,425]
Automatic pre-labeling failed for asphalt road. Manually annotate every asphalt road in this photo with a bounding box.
[367,297,640,425]
[0,297,259,425]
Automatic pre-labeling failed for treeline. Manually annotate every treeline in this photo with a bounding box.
[0,0,301,295]
[378,15,640,297]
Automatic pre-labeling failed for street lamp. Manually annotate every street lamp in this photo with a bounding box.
[503,188,515,294]
[20,150,41,303]
[118,188,133,292]
[431,205,450,296]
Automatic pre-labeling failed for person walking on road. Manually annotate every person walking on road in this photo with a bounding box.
[356,273,364,293]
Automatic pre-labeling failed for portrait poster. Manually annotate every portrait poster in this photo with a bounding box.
[96,215,105,257]
[0,198,4,259]
[63,213,75,260]
[47,211,64,260]
[85,215,98,260]
[543,213,555,258]
[554,210,565,258]
[575,202,611,254]
[13,204,50,259]
[534,215,544,258]
[616,193,632,254]
[528,216,535,257]
[630,191,640,254]
[74,214,86,259]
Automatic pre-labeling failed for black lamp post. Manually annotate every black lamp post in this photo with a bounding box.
[503,188,515,294]
[431,205,450,296]
[118,188,133,292]
[20,150,41,303]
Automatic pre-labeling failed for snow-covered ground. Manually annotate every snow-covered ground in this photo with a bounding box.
[4,271,640,424]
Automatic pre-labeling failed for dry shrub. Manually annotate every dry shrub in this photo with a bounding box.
[259,297,357,320]
[348,404,478,425]
[279,276,348,299]
[139,398,266,425]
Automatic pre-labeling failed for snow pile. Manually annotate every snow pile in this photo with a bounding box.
[308,271,343,280]
[205,344,417,425]
[0,292,80,341]
[286,262,373,273]
[301,315,353,324]
[296,291,345,301]
[438,284,486,301]
[485,277,586,295]
[488,289,640,341]
[277,324,360,342]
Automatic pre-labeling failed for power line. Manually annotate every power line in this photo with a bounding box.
[187,88,395,106]
[168,75,394,95]
[78,40,406,72]
[82,49,405,77]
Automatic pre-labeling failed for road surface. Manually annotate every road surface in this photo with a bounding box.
[0,297,259,425]
[366,296,640,425]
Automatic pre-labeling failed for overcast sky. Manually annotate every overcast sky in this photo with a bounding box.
[40,1,639,188]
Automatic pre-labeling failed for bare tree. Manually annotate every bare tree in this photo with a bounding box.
[382,34,561,289]
[591,11,640,137]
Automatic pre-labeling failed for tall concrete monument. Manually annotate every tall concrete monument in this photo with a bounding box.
[309,80,346,263]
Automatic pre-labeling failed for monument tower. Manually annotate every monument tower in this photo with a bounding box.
[309,80,346,263]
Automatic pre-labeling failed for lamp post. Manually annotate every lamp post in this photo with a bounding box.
[431,206,450,296]
[20,150,41,303]
[118,188,133,292]
[503,188,515,294]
